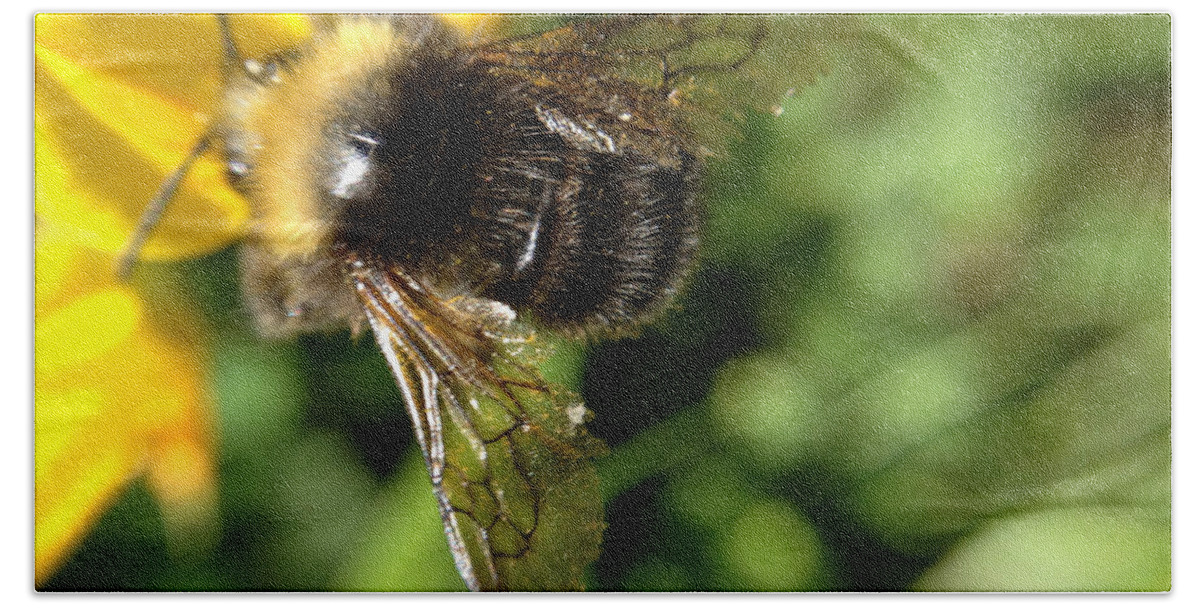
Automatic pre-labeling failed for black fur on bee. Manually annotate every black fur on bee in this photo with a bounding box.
[320,39,702,336]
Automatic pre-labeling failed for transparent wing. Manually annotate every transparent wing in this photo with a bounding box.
[472,14,861,154]
[345,253,606,591]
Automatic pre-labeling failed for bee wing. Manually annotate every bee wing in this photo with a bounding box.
[473,14,860,154]
[346,255,606,591]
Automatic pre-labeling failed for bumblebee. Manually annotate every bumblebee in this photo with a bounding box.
[118,14,825,590]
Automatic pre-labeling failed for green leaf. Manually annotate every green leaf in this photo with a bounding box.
[914,506,1169,591]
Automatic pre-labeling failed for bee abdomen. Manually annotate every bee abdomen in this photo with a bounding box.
[503,151,701,335]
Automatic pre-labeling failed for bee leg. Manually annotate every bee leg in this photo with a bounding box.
[216,14,244,79]
[114,134,213,279]
[115,14,243,280]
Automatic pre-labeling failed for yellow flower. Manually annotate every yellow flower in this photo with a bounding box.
[34,14,313,260]
[33,229,217,583]
[33,14,307,585]
[34,13,503,586]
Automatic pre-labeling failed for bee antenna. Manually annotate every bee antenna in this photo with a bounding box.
[114,134,213,279]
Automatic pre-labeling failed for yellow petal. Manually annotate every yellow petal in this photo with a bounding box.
[35,14,312,109]
[34,117,136,256]
[36,43,207,171]
[35,287,140,378]
[35,387,144,583]
[139,330,219,556]
[225,13,313,58]
[147,437,219,556]
[35,17,249,261]
[34,283,217,583]
[34,14,223,114]
[34,223,80,311]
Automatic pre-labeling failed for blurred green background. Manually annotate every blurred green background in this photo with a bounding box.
[44,14,1170,592]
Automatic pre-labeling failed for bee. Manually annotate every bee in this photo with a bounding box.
[117,14,832,591]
